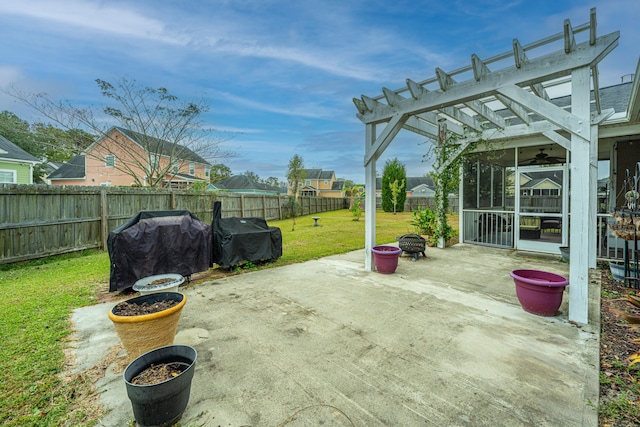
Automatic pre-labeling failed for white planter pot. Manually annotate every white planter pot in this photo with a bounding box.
[133,273,185,295]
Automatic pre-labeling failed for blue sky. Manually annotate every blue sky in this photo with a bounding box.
[1,0,639,184]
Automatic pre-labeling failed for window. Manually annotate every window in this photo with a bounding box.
[105,154,116,168]
[172,162,179,174]
[149,154,159,172]
[324,180,328,185]
[306,179,310,186]
[204,166,210,177]
[0,169,16,183]
[189,163,195,175]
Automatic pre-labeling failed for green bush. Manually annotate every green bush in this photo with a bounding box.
[381,158,406,212]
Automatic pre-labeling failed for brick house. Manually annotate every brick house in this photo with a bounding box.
[48,127,211,187]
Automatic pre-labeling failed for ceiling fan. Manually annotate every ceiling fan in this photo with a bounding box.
[519,148,565,166]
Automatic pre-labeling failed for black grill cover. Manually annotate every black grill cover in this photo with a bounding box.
[212,201,282,268]
[108,210,212,292]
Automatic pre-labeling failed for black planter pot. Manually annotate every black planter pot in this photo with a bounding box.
[124,344,197,427]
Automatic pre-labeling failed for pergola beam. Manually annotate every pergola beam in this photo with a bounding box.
[513,38,551,102]
[406,79,478,134]
[363,114,407,166]
[406,78,427,99]
[496,84,590,141]
[403,116,438,139]
[564,19,576,53]
[436,67,507,129]
[542,130,571,151]
[474,53,531,125]
[357,31,619,125]
[437,107,482,132]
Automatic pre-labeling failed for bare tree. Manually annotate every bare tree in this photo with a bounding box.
[286,154,306,231]
[7,77,234,187]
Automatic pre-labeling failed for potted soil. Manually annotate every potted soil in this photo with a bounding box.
[133,273,185,296]
[510,269,569,316]
[124,344,197,427]
[109,292,186,362]
[372,245,402,274]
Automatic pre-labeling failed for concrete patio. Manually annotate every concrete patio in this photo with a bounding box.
[71,244,600,426]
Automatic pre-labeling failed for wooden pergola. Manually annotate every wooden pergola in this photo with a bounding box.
[353,8,619,324]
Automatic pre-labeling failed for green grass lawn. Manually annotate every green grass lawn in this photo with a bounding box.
[0,209,458,426]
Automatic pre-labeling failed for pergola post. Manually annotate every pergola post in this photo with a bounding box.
[568,66,593,324]
[364,123,376,271]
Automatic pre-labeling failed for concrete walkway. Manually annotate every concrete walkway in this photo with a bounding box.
[70,244,600,426]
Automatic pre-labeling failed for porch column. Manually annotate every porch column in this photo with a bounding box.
[589,122,599,268]
[364,123,376,271]
[568,66,592,324]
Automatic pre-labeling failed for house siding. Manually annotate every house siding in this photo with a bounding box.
[0,160,32,184]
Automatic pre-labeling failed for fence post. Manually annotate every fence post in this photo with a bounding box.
[263,195,267,219]
[170,191,176,210]
[100,188,108,251]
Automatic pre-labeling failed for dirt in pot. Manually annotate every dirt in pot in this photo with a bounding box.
[131,362,188,385]
[113,300,178,316]
[149,278,176,286]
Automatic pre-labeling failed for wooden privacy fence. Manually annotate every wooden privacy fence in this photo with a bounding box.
[376,196,460,213]
[0,185,347,265]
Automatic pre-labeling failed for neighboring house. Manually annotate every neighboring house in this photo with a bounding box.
[48,126,211,187]
[519,172,562,196]
[376,176,436,197]
[212,175,285,195]
[41,161,63,185]
[294,168,344,198]
[0,135,40,184]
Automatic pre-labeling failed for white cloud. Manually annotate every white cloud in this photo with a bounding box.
[0,66,22,89]
[0,0,185,44]
[210,89,335,119]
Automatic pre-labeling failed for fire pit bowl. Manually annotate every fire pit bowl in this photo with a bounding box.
[397,234,426,261]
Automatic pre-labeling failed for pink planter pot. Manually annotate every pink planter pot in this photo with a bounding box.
[372,246,402,274]
[510,269,569,316]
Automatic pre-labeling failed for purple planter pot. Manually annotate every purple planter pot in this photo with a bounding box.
[510,269,569,316]
[372,246,402,274]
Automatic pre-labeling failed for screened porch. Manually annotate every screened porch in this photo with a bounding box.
[459,146,627,261]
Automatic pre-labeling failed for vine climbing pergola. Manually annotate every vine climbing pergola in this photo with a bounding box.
[353,8,619,324]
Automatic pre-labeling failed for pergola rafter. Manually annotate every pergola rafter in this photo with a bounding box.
[354,8,620,324]
[354,30,618,129]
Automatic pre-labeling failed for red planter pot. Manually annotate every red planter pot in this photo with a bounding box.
[510,269,569,316]
[372,246,402,274]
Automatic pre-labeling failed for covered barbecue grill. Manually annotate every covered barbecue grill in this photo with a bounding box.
[211,201,282,269]
[108,210,212,292]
